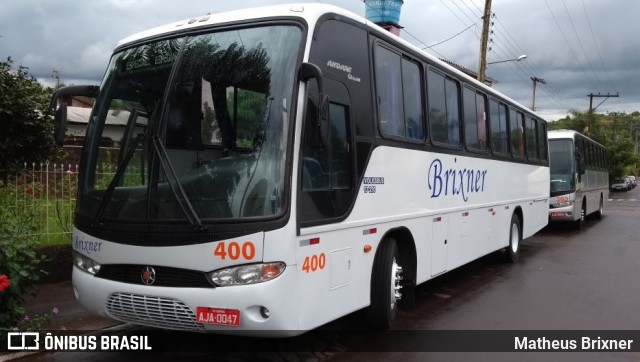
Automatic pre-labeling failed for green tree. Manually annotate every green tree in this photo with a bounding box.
[0,57,57,173]
[549,110,588,134]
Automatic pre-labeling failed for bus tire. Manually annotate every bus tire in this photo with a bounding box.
[594,196,603,220]
[503,214,521,263]
[573,202,586,230]
[366,238,402,329]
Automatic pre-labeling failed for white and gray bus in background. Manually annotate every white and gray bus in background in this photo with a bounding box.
[50,4,550,336]
[548,130,608,229]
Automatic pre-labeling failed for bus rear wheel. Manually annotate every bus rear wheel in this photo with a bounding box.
[594,196,603,220]
[503,214,521,263]
[366,238,403,329]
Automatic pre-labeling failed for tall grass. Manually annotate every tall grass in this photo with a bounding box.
[1,162,77,246]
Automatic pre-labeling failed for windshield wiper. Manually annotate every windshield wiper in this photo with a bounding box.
[151,135,207,232]
[92,132,146,227]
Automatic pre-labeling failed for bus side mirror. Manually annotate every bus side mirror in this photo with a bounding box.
[53,104,67,146]
[575,152,586,175]
[49,85,99,146]
[300,63,329,148]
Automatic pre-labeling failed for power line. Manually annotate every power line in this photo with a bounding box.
[488,26,579,111]
[423,22,477,49]
[481,18,578,111]
[460,0,578,111]
[543,0,598,91]
[438,0,479,38]
[451,0,480,26]
[580,0,616,91]
[560,0,607,91]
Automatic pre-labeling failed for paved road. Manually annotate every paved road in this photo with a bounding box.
[15,187,640,361]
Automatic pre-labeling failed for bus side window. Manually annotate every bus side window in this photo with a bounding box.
[510,109,525,158]
[402,58,425,140]
[463,87,488,151]
[525,116,538,160]
[374,46,425,141]
[490,100,509,155]
[537,120,547,162]
[375,46,404,138]
[428,69,460,147]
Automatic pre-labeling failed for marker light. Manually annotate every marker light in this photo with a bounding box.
[553,201,574,208]
[207,262,286,287]
[73,251,101,275]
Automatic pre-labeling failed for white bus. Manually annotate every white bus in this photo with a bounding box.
[51,4,550,335]
[548,130,608,229]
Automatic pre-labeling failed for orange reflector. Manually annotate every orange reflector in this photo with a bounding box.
[363,245,372,253]
[261,264,282,278]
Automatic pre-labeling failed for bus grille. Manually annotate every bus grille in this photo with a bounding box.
[96,264,213,288]
[106,293,204,331]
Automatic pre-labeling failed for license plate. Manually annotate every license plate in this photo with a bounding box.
[196,307,240,326]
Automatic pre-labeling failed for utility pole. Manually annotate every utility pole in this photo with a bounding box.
[52,68,60,88]
[587,92,619,135]
[531,76,546,111]
[477,0,493,84]
[588,92,619,113]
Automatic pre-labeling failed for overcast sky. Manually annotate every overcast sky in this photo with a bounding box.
[1,0,637,121]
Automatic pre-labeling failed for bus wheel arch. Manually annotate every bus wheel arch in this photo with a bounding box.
[366,227,416,328]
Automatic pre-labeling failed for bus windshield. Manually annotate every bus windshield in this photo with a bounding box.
[549,139,575,193]
[78,25,302,227]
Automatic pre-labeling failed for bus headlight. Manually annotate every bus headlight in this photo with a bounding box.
[73,251,101,275]
[553,201,573,208]
[207,262,286,287]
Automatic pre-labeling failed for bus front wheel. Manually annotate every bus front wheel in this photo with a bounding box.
[366,238,402,329]
[573,202,586,230]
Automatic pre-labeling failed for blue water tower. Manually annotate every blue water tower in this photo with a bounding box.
[364,0,404,26]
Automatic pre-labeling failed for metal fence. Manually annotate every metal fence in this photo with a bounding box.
[0,159,144,244]
[1,162,78,245]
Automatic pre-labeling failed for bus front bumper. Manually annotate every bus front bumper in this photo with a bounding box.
[72,265,301,336]
[548,205,577,222]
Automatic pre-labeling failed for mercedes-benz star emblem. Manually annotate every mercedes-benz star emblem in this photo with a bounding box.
[141,266,156,285]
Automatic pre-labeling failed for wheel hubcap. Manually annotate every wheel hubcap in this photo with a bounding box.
[390,258,403,309]
[510,223,519,253]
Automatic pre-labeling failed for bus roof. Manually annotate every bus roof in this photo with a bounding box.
[115,3,545,122]
[115,4,345,48]
[548,129,605,148]
[548,129,580,139]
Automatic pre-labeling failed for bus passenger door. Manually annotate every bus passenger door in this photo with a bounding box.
[297,78,358,329]
[296,17,373,331]
[431,215,448,276]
